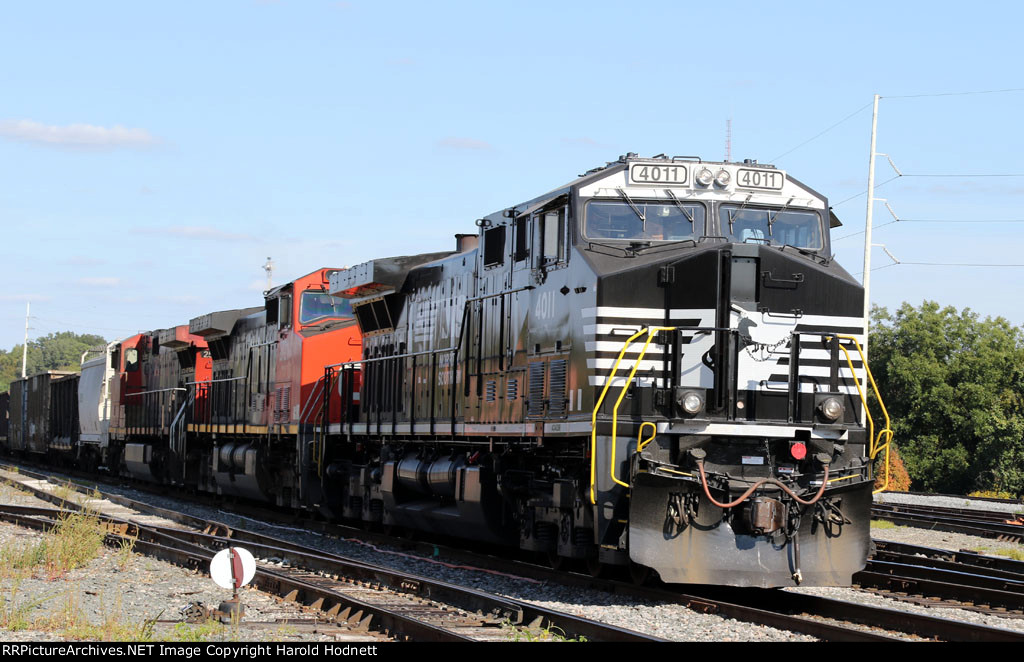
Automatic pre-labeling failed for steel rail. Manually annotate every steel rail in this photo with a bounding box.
[0,499,662,643]
[874,540,1024,578]
[872,505,1024,542]
[4,462,1023,641]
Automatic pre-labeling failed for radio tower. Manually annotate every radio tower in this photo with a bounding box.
[263,257,273,291]
[725,118,732,163]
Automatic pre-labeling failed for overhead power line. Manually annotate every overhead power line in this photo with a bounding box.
[770,101,873,162]
[834,218,1024,242]
[885,87,1024,99]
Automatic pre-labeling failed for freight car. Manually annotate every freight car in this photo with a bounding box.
[314,153,892,587]
[4,371,79,457]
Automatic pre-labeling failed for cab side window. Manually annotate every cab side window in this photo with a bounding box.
[483,225,506,267]
[125,348,139,372]
[514,216,529,262]
[539,208,566,265]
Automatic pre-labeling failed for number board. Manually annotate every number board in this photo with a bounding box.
[628,163,689,186]
[736,168,785,191]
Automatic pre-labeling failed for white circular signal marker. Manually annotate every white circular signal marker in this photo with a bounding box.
[210,546,256,590]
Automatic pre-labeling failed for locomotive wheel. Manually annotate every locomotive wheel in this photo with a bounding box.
[629,561,651,586]
[585,556,604,578]
[546,551,565,571]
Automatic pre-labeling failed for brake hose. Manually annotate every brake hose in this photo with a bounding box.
[696,460,830,509]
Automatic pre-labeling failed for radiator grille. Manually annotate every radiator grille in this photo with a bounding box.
[527,362,545,417]
[547,359,567,417]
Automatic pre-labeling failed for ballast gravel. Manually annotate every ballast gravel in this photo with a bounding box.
[0,482,382,643]
[4,470,1024,642]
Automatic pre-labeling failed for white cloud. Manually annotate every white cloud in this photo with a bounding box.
[0,119,159,150]
[437,137,493,151]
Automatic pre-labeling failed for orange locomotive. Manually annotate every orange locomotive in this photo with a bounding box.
[81,267,363,507]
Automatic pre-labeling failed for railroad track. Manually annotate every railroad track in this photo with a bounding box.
[889,490,1024,506]
[4,463,1024,642]
[872,502,1024,543]
[856,540,1024,616]
[0,466,661,643]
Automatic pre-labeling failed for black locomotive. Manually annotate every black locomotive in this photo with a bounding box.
[318,153,887,587]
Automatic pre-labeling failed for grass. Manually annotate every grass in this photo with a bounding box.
[115,536,137,571]
[994,547,1024,562]
[0,511,105,581]
[0,581,56,631]
[968,489,1019,500]
[50,480,79,504]
[870,519,897,530]
[502,619,588,642]
[163,620,228,642]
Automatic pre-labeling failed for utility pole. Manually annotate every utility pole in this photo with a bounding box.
[862,94,880,358]
[21,301,30,379]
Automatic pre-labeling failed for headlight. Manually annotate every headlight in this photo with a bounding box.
[818,396,844,421]
[696,168,714,187]
[677,390,705,415]
[714,169,731,187]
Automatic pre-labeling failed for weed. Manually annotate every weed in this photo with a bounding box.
[32,588,84,632]
[0,539,48,579]
[968,489,1018,500]
[502,619,587,642]
[163,620,226,642]
[60,592,161,642]
[51,481,77,504]
[42,512,105,578]
[115,536,137,571]
[0,581,54,631]
[870,519,897,530]
[994,547,1024,562]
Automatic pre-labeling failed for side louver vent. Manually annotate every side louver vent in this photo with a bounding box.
[527,362,545,418]
[547,359,568,418]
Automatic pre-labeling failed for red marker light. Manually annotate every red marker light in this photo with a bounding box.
[790,442,807,460]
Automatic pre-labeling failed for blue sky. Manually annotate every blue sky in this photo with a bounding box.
[2,1,1023,349]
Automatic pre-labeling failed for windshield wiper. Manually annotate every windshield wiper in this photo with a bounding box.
[616,188,646,229]
[726,193,754,232]
[777,243,830,265]
[664,189,695,225]
[766,197,796,235]
[586,240,634,257]
[630,238,698,254]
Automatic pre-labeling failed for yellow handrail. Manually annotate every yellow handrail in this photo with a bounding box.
[832,334,893,494]
[589,326,673,503]
[638,422,658,452]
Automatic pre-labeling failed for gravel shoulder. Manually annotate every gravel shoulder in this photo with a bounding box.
[0,484,376,643]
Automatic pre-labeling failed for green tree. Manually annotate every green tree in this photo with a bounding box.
[869,302,1024,496]
[0,332,106,393]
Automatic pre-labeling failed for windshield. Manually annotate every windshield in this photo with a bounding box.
[585,200,704,242]
[720,206,823,250]
[300,290,353,325]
